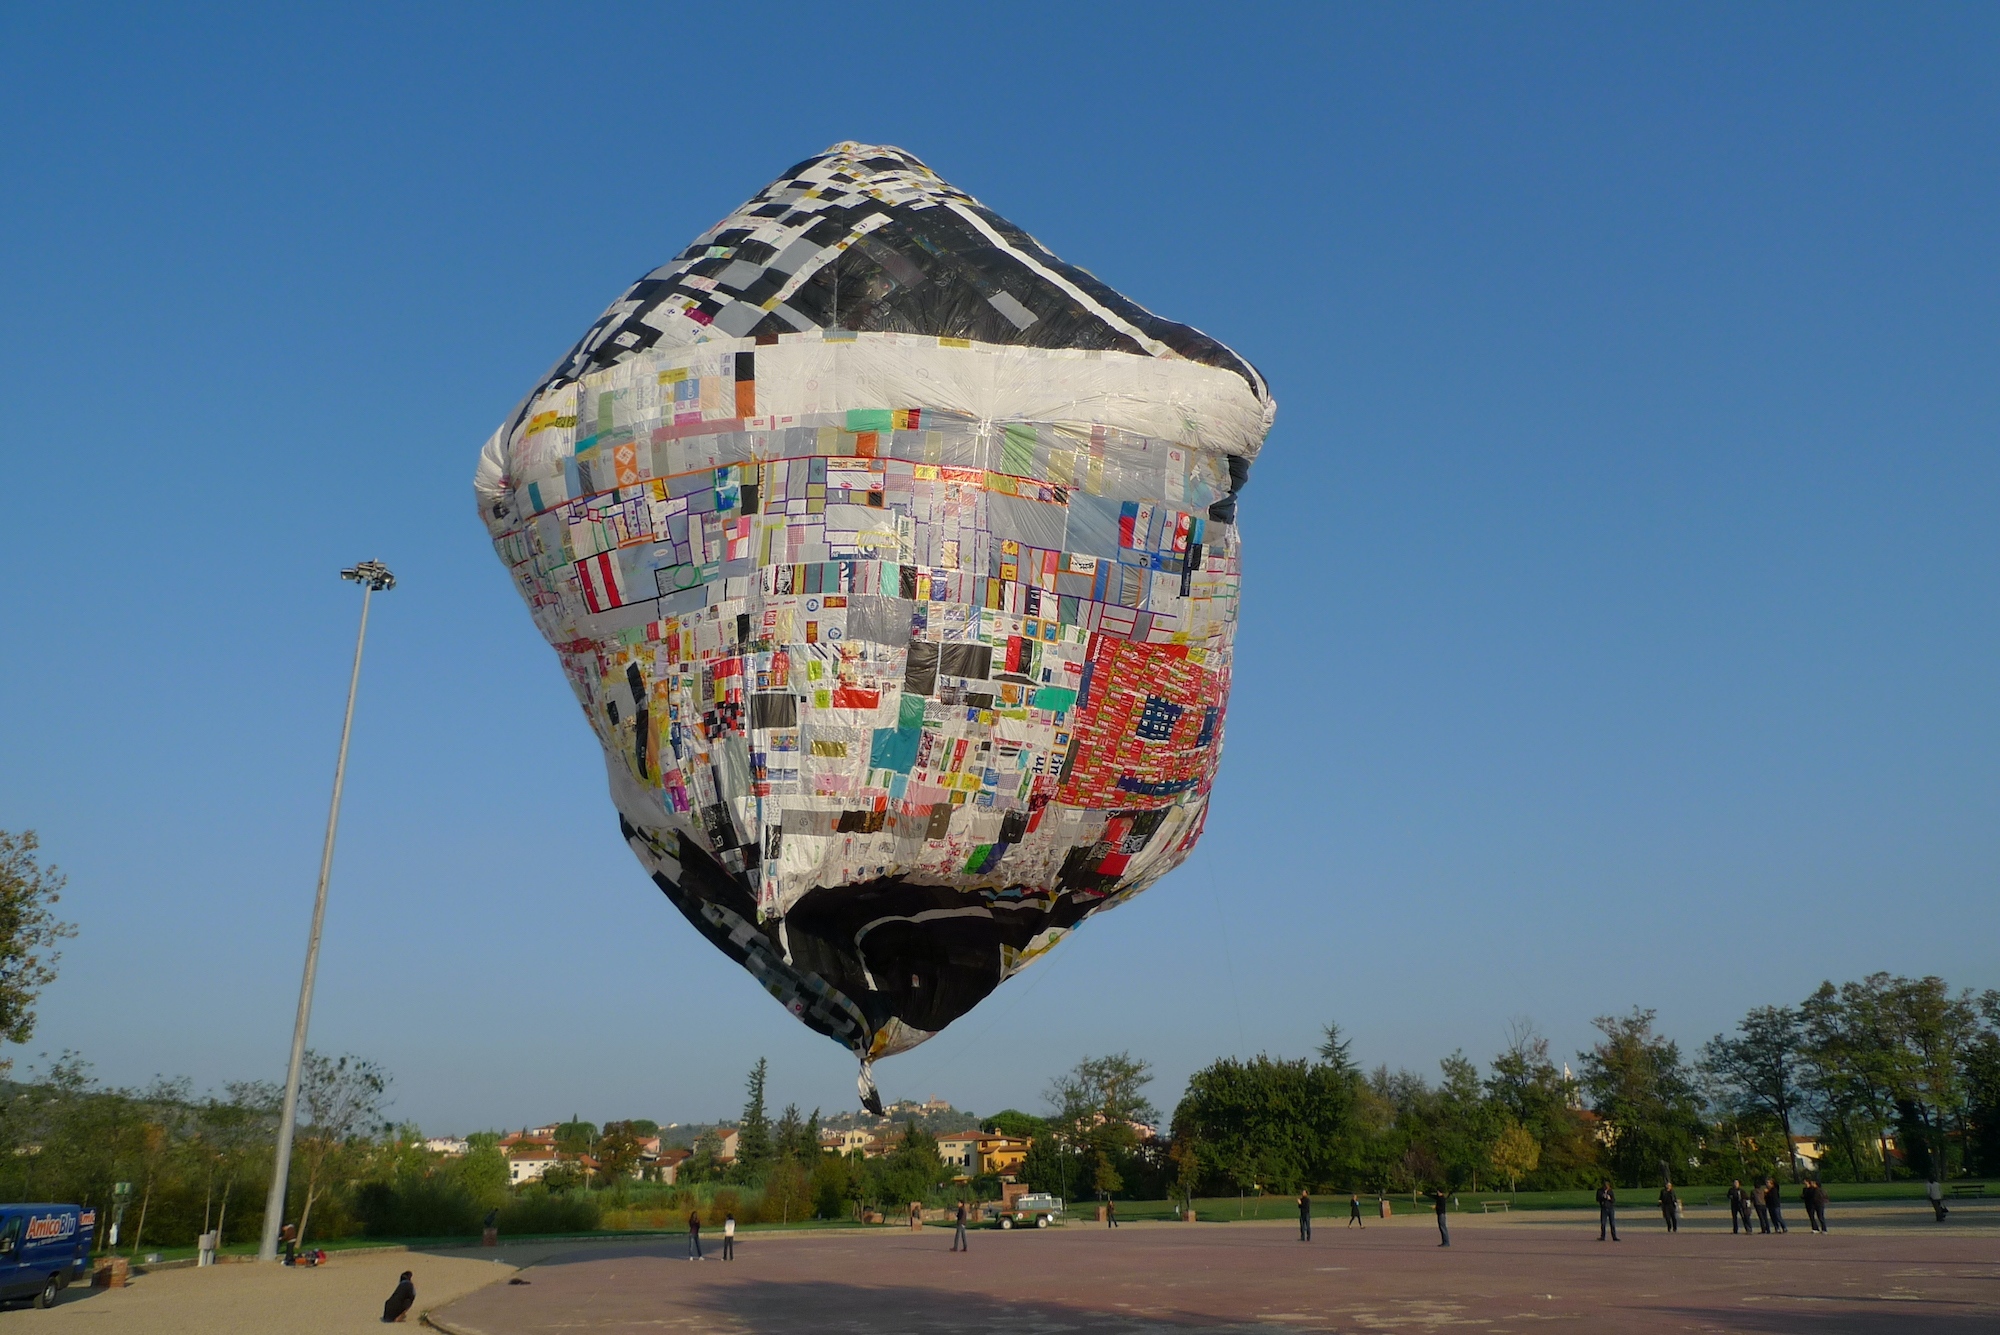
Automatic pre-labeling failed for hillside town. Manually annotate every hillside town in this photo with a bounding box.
[440,1097,1041,1189]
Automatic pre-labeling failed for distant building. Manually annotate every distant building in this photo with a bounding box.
[424,1138,470,1156]
[937,1134,980,1177]
[656,1147,691,1185]
[715,1129,741,1163]
[836,1128,879,1157]
[507,1151,556,1185]
[975,1134,1030,1178]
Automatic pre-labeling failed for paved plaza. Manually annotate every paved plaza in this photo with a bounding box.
[430,1209,2000,1334]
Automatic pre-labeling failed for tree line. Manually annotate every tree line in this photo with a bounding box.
[1159,974,2000,1197]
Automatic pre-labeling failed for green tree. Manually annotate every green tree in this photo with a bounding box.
[553,1118,597,1156]
[0,831,77,1061]
[449,1132,509,1208]
[1701,1005,1806,1181]
[736,1058,772,1180]
[1433,1052,1500,1190]
[1577,1009,1702,1188]
[980,1109,1047,1138]
[1964,993,2000,1177]
[1172,1054,1354,1195]
[1484,1021,1594,1188]
[1798,980,1899,1180]
[682,1128,724,1183]
[1872,975,1981,1180]
[1043,1053,1157,1201]
[594,1123,646,1183]
[878,1123,945,1205]
[763,1156,811,1224]
[811,1149,858,1219]
[291,1051,388,1243]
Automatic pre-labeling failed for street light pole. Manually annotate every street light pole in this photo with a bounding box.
[258,560,395,1262]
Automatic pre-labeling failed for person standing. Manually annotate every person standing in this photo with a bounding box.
[1926,1178,1949,1222]
[1727,1180,1748,1234]
[1764,1179,1788,1234]
[1659,1182,1679,1233]
[1107,1199,1119,1228]
[722,1212,735,1260]
[1298,1191,1312,1242]
[1803,1180,1827,1233]
[687,1210,704,1260]
[1348,1193,1365,1228]
[1596,1182,1620,1241]
[1432,1188,1451,1247]
[1750,1180,1770,1233]
[951,1201,969,1252]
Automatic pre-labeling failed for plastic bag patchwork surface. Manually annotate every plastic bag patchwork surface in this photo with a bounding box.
[475,144,1274,1092]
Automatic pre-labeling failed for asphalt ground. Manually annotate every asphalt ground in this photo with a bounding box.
[12,1248,515,1332]
[428,1206,2000,1334]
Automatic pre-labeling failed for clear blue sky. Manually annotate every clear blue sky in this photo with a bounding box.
[3,4,1994,1135]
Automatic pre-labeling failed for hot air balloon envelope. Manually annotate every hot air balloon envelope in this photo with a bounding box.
[475,144,1274,1106]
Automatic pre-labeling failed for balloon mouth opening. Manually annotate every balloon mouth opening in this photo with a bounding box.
[640,822,1092,1046]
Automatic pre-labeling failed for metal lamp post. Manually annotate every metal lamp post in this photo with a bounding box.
[258,560,395,1262]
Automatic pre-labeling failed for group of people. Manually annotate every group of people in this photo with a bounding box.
[683,1210,738,1260]
[1725,1177,1830,1234]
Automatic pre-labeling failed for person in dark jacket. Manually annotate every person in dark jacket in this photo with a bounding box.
[1802,1180,1828,1233]
[951,1200,969,1252]
[1727,1180,1749,1234]
[1659,1182,1679,1233]
[1348,1193,1365,1228]
[1298,1191,1312,1242]
[1764,1179,1788,1234]
[381,1271,415,1323]
[687,1210,704,1260]
[1596,1182,1620,1241]
[1751,1181,1771,1233]
[1432,1189,1451,1246]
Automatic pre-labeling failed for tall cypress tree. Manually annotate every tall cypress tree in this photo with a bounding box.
[737,1057,773,1178]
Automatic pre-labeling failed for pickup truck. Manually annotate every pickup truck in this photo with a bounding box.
[0,1204,95,1309]
[998,1193,1064,1228]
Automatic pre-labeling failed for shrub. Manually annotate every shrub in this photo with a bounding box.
[498,1190,601,1235]
[352,1178,483,1239]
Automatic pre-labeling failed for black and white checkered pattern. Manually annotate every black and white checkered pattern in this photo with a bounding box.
[534,143,1271,413]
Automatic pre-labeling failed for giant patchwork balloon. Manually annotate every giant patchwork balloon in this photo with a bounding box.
[476,144,1273,1108]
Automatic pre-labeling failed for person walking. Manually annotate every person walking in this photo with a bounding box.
[1727,1180,1749,1234]
[1348,1193,1365,1228]
[687,1210,704,1260]
[1107,1199,1119,1228]
[1750,1180,1770,1233]
[1298,1191,1312,1242]
[1596,1182,1620,1241]
[951,1200,969,1252]
[1659,1182,1679,1233]
[1926,1178,1949,1222]
[1432,1188,1451,1247]
[1764,1179,1787,1234]
[722,1212,735,1260]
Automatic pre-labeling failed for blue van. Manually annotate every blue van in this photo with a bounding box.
[0,1205,95,1308]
